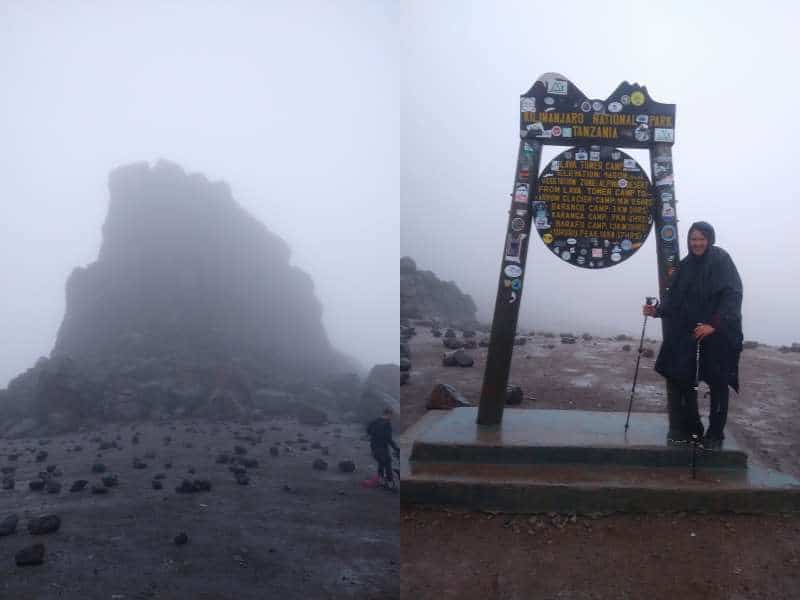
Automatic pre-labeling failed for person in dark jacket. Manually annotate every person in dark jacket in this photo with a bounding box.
[366,408,400,484]
[643,222,743,449]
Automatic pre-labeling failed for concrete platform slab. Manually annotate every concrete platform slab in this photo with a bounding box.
[400,409,800,514]
[410,408,747,469]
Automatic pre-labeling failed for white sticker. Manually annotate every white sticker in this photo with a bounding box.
[561,251,572,261]
[592,100,603,111]
[592,248,603,258]
[654,128,674,142]
[580,100,592,112]
[575,151,588,161]
[551,125,562,137]
[544,96,555,105]
[551,160,560,171]
[567,238,577,245]
[562,127,572,137]
[504,264,523,278]
[547,79,568,95]
[610,252,622,262]
[521,97,536,112]
[608,101,622,113]
[618,178,628,188]
[589,151,600,161]
[623,158,637,170]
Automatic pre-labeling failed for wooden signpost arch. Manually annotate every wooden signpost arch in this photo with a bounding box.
[477,73,678,426]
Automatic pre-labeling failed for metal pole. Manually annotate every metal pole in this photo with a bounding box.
[624,297,656,432]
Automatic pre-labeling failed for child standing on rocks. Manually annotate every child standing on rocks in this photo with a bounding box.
[366,408,399,487]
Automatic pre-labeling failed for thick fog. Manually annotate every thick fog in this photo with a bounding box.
[0,2,398,387]
[401,1,800,344]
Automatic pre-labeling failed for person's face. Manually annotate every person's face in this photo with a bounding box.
[689,229,709,256]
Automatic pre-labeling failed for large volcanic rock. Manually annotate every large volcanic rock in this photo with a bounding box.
[1,160,356,432]
[400,257,477,324]
[55,160,343,374]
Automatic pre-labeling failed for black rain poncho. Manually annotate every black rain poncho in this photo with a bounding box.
[654,222,743,391]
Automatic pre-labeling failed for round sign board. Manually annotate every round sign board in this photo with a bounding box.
[533,146,654,269]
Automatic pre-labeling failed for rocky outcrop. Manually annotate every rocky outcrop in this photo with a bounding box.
[0,160,361,433]
[399,257,477,325]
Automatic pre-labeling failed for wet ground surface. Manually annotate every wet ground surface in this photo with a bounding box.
[400,325,800,599]
[0,418,398,599]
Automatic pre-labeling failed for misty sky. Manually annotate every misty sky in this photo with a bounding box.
[0,2,398,387]
[401,0,800,345]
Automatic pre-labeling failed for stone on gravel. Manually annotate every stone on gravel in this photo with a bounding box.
[174,532,188,545]
[312,458,328,471]
[338,460,356,473]
[426,383,472,410]
[506,385,524,406]
[28,480,45,492]
[15,544,45,566]
[0,514,18,536]
[91,463,107,473]
[70,480,88,492]
[442,349,474,367]
[28,515,60,535]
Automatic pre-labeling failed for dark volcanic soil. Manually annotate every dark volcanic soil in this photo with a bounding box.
[400,324,800,599]
[0,418,398,599]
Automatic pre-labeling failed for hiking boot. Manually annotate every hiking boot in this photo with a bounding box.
[666,430,690,447]
[702,436,723,451]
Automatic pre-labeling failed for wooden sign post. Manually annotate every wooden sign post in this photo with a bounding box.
[477,73,677,426]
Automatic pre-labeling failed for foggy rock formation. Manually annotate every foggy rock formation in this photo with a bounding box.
[54,159,343,375]
[0,160,366,434]
[400,256,477,324]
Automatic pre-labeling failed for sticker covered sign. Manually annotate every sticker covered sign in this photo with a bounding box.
[534,146,655,269]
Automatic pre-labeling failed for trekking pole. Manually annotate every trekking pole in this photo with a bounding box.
[625,296,658,433]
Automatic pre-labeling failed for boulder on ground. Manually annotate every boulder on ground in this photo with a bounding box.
[426,384,472,410]
[442,349,474,368]
[506,385,523,406]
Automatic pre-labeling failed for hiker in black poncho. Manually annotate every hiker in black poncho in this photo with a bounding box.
[643,222,743,449]
[367,408,399,484]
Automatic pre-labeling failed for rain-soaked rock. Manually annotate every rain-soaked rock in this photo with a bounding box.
[443,337,464,350]
[35,451,48,463]
[338,460,356,473]
[175,479,195,493]
[101,474,118,487]
[642,348,655,358]
[622,344,632,352]
[431,329,442,338]
[506,385,524,406]
[560,335,576,344]
[426,383,472,410]
[152,479,163,490]
[45,480,62,494]
[193,479,212,492]
[132,457,148,469]
[235,473,250,485]
[463,339,477,349]
[2,477,14,490]
[28,480,45,492]
[91,484,109,495]
[70,480,88,492]
[174,532,188,545]
[27,514,60,535]
[0,513,18,536]
[15,544,45,566]
[442,349,474,368]
[269,447,279,457]
[91,463,107,473]
[312,458,328,471]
